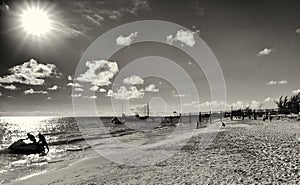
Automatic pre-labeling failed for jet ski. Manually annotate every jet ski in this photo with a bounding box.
[8,139,44,155]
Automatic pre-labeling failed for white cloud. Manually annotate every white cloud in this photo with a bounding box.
[0,59,57,85]
[296,28,300,34]
[231,100,262,109]
[107,86,144,100]
[266,81,277,85]
[116,32,138,46]
[77,60,118,87]
[123,75,144,85]
[278,80,288,84]
[183,100,227,110]
[24,88,48,95]
[71,93,82,98]
[85,15,102,26]
[266,80,288,85]
[67,82,82,87]
[167,30,198,47]
[144,84,159,92]
[173,94,186,97]
[264,97,273,102]
[2,84,17,90]
[292,89,300,94]
[99,88,107,93]
[129,104,148,114]
[83,95,97,99]
[68,75,72,81]
[257,48,273,56]
[47,85,59,91]
[74,88,84,92]
[200,101,226,108]
[166,35,174,45]
[250,100,261,109]
[89,86,99,92]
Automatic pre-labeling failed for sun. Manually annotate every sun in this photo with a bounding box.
[21,7,52,37]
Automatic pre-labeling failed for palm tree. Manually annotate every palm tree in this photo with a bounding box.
[275,93,300,114]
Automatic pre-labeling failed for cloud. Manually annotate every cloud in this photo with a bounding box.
[292,89,300,94]
[167,30,198,47]
[24,88,48,95]
[68,75,73,81]
[47,85,59,91]
[231,100,262,109]
[144,84,159,92]
[77,60,118,87]
[266,81,277,85]
[99,88,107,93]
[278,80,288,84]
[67,82,82,87]
[129,104,148,114]
[116,32,138,46]
[257,48,273,56]
[89,86,99,92]
[52,0,149,39]
[84,15,103,26]
[123,75,144,85]
[83,95,97,99]
[183,100,228,110]
[266,80,288,85]
[296,28,300,34]
[74,0,149,29]
[0,59,57,85]
[71,93,82,98]
[264,97,273,102]
[53,21,87,39]
[107,86,144,100]
[173,94,185,97]
[2,84,17,90]
[74,88,84,92]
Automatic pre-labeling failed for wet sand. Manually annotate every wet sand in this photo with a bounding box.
[7,120,300,185]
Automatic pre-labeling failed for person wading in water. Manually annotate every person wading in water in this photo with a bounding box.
[38,133,49,153]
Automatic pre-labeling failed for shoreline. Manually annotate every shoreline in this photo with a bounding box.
[6,120,300,184]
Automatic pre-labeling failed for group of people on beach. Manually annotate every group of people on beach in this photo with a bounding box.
[23,133,49,153]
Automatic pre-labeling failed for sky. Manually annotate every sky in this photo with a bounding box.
[0,0,300,116]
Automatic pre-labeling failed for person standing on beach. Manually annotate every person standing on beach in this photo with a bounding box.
[38,133,49,153]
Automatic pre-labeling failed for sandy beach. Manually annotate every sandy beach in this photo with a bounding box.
[6,120,299,185]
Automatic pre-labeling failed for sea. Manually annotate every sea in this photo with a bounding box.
[0,116,133,184]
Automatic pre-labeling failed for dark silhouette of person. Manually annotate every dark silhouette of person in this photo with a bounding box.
[38,133,49,153]
[23,133,37,143]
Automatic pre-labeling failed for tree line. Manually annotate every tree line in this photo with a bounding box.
[275,92,300,114]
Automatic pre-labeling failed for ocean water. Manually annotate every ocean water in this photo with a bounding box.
[0,116,130,184]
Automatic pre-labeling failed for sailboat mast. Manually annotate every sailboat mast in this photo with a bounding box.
[147,103,149,117]
[121,102,124,117]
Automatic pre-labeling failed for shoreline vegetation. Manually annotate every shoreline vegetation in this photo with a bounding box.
[5,118,300,185]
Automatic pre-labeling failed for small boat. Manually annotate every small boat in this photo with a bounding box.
[8,140,44,155]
